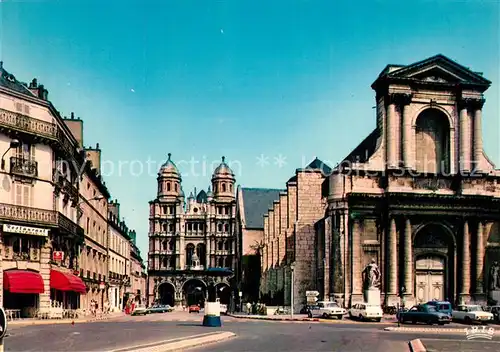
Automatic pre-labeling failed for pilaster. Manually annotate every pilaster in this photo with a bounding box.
[40,241,51,310]
[475,221,484,294]
[403,218,412,295]
[386,96,397,168]
[388,217,398,296]
[460,220,471,303]
[459,103,471,172]
[473,106,483,173]
[351,218,362,297]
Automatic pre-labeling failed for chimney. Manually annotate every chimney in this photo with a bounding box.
[63,113,84,148]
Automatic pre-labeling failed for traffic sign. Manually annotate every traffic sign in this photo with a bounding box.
[0,307,8,339]
[306,296,318,303]
[306,291,319,297]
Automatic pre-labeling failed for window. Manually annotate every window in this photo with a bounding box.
[224,224,229,232]
[222,183,226,192]
[217,223,222,232]
[16,142,35,160]
[229,184,232,192]
[162,206,167,214]
[14,183,32,206]
[167,183,171,191]
[174,183,178,191]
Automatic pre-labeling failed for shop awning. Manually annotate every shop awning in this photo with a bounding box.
[3,270,44,294]
[50,270,87,294]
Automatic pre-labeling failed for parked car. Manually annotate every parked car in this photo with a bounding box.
[300,305,315,314]
[147,304,173,314]
[348,303,383,322]
[452,305,494,324]
[131,305,148,316]
[189,305,201,313]
[397,304,451,325]
[308,301,346,319]
[426,300,452,316]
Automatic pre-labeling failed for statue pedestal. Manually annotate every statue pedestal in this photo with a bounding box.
[364,289,381,306]
[489,290,500,304]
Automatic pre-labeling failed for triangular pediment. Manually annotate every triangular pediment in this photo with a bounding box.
[383,54,491,87]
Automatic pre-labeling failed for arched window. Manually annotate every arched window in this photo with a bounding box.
[222,183,226,192]
[162,257,168,268]
[224,223,229,232]
[162,240,168,251]
[225,256,231,268]
[224,241,229,250]
[169,240,175,251]
[229,184,232,192]
[218,241,223,250]
[167,182,171,191]
[217,223,223,232]
[218,257,224,267]
[174,183,178,191]
[214,184,218,193]
[163,223,168,232]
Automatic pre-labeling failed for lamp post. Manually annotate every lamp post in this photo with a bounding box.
[1,139,20,170]
[290,262,295,319]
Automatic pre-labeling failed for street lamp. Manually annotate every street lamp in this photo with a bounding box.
[290,262,295,319]
[1,139,20,170]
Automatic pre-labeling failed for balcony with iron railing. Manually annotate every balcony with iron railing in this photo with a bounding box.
[0,108,84,167]
[10,157,38,178]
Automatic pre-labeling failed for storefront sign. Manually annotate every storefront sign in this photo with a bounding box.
[3,224,49,237]
[53,251,64,262]
[0,307,7,340]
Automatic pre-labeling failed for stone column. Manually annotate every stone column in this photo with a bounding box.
[461,220,471,299]
[351,218,362,295]
[386,97,397,168]
[205,237,210,269]
[459,104,471,172]
[402,102,413,169]
[476,222,484,294]
[388,217,398,295]
[403,218,412,295]
[473,105,484,172]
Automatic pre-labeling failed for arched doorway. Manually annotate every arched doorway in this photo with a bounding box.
[183,279,206,307]
[413,224,455,303]
[158,282,175,306]
[216,283,231,305]
[414,108,450,174]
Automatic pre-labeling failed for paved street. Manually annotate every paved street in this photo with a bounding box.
[4,312,500,351]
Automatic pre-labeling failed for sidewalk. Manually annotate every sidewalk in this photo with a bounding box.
[227,313,319,322]
[8,312,126,327]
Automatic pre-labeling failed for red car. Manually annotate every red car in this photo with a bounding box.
[189,305,200,313]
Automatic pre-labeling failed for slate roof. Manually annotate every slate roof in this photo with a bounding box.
[0,62,35,97]
[241,188,283,229]
[342,129,380,163]
[196,189,207,203]
[303,158,333,176]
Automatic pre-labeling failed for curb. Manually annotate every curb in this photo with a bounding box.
[384,326,465,334]
[9,314,124,327]
[228,314,319,322]
[408,339,427,352]
[107,332,236,352]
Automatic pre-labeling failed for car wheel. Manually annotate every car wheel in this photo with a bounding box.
[359,314,364,321]
[337,315,343,320]
[465,316,472,324]
[376,318,381,322]
[322,313,328,319]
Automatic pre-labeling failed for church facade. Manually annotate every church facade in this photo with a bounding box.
[260,55,500,311]
[147,155,236,307]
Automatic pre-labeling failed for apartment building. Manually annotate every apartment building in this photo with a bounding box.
[0,64,86,316]
[107,200,131,312]
[64,115,111,311]
[129,230,146,305]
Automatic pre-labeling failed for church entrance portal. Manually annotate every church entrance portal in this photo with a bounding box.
[415,255,445,303]
[413,224,455,304]
[183,279,206,307]
[158,283,175,306]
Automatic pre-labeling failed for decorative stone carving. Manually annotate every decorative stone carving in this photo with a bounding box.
[362,259,381,290]
[489,261,500,290]
[413,178,451,191]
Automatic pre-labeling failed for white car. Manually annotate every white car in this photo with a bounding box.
[309,301,346,319]
[131,305,148,316]
[452,305,494,324]
[348,303,383,322]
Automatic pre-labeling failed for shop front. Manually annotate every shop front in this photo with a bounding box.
[3,269,45,318]
[50,269,86,309]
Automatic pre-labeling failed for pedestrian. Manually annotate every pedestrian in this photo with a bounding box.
[246,302,251,315]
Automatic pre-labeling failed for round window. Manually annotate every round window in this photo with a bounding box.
[193,208,198,213]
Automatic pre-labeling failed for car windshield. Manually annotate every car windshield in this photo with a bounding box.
[426,306,437,312]
[324,302,339,308]
[469,305,483,311]
[438,304,451,311]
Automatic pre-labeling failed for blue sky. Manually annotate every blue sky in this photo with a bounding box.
[1,0,499,257]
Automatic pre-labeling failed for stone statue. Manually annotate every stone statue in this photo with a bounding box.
[362,259,381,290]
[489,261,500,290]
